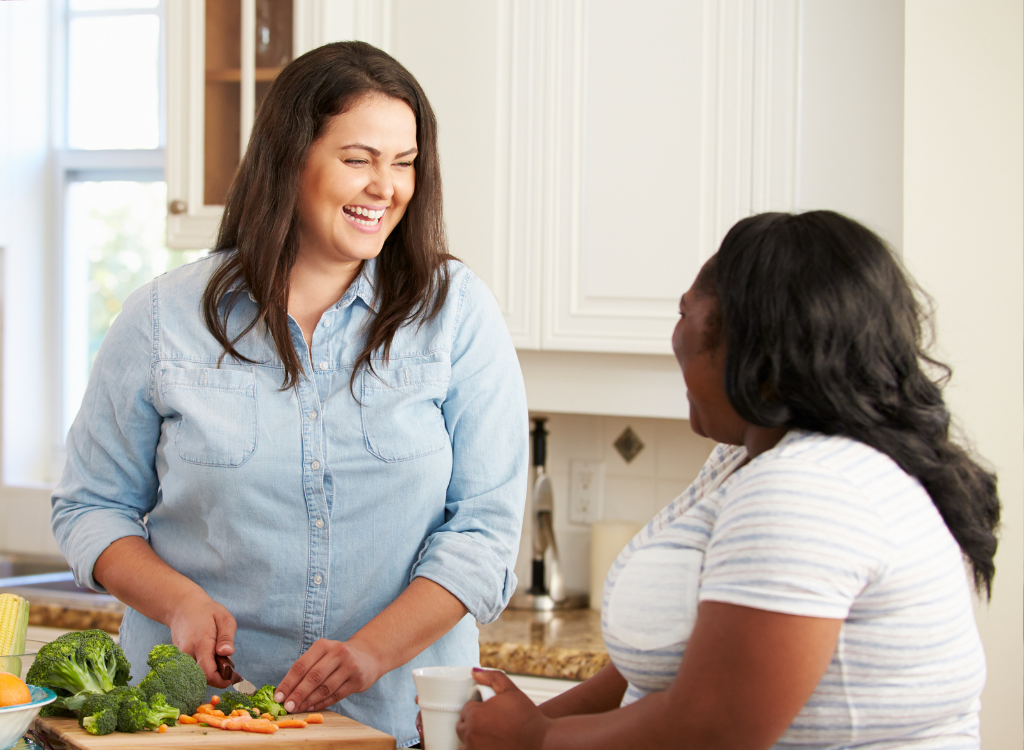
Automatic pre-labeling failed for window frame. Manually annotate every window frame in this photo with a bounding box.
[49,0,169,477]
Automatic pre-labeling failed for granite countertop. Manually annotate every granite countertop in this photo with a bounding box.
[8,589,608,681]
[478,608,608,681]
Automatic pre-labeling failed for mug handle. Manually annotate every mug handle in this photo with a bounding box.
[468,685,496,702]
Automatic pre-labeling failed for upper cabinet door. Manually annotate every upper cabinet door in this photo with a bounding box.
[540,0,800,354]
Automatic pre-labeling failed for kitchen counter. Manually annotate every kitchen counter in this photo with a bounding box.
[478,608,609,681]
[8,587,126,634]
[7,589,609,681]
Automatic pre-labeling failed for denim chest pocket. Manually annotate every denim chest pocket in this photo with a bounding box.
[360,360,450,462]
[159,367,257,467]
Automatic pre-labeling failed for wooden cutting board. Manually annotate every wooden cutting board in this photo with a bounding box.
[33,711,396,749]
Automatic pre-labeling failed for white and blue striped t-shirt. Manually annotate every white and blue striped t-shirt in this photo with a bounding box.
[602,429,984,749]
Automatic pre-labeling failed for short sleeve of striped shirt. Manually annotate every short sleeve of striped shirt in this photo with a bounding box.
[698,456,894,620]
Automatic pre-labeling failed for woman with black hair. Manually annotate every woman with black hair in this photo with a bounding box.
[51,41,527,746]
[457,211,999,750]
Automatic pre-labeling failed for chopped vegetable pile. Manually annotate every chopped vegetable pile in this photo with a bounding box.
[29,633,313,738]
[182,696,319,735]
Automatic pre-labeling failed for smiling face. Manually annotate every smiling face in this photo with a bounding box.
[672,280,747,445]
[295,94,418,270]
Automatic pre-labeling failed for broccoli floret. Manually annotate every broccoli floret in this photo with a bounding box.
[76,686,138,728]
[116,692,180,733]
[78,688,140,735]
[25,630,130,697]
[218,689,259,719]
[81,708,118,736]
[250,684,287,717]
[77,692,118,728]
[147,693,180,727]
[137,643,207,716]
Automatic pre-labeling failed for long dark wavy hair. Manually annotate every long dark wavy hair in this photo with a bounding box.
[202,41,452,390]
[696,210,1000,597]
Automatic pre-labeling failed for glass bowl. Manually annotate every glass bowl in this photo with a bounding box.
[0,685,57,750]
[0,643,49,682]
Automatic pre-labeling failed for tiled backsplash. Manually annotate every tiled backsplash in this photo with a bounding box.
[514,413,716,597]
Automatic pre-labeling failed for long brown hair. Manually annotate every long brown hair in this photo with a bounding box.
[202,41,452,390]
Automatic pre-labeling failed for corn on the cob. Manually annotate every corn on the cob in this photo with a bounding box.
[0,593,29,657]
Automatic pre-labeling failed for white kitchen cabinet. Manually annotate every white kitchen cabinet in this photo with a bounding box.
[165,0,391,249]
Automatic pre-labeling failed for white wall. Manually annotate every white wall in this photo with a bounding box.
[797,0,904,249]
[0,0,56,488]
[0,0,63,554]
[903,2,1023,746]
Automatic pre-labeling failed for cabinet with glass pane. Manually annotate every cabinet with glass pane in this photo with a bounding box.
[166,0,377,249]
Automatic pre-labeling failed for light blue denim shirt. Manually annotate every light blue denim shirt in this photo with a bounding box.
[51,253,528,746]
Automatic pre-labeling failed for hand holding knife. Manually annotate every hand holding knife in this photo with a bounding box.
[215,653,257,695]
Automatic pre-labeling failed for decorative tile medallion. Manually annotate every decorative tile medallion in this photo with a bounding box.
[613,426,645,464]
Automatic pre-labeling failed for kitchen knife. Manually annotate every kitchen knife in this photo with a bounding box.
[215,653,257,695]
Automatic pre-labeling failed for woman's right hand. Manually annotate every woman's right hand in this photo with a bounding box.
[166,594,238,688]
[95,537,239,688]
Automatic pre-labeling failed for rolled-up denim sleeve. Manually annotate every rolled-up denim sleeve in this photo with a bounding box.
[51,282,162,593]
[411,271,528,624]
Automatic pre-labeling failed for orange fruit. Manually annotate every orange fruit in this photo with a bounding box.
[0,671,31,707]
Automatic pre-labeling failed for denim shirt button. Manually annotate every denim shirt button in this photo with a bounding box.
[313,574,323,585]
[310,460,321,471]
[319,361,329,370]
[315,518,324,529]
[308,411,318,420]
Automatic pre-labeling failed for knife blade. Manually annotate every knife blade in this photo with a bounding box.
[215,654,258,695]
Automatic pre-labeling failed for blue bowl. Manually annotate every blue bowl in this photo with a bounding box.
[0,686,56,750]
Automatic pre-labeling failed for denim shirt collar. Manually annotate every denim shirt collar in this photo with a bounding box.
[340,257,379,313]
[230,255,379,313]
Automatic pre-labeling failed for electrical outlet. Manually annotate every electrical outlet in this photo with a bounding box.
[569,460,605,524]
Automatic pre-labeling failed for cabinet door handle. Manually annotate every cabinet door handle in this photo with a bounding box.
[168,199,188,215]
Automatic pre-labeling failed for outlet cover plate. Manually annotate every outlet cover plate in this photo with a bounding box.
[569,459,605,525]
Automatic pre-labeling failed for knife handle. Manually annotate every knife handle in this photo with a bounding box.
[215,654,235,682]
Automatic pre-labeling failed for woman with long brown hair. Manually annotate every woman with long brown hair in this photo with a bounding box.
[52,41,527,746]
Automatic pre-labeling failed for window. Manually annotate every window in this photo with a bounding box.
[59,0,205,441]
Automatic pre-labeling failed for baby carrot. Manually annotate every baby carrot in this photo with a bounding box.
[275,719,307,729]
[178,715,199,725]
[198,714,231,729]
[196,704,215,715]
[260,713,273,720]
[210,694,221,706]
[223,717,252,731]
[304,713,324,724]
[242,720,279,734]
[157,724,168,734]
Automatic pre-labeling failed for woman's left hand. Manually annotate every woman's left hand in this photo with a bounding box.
[274,639,385,713]
[457,669,551,750]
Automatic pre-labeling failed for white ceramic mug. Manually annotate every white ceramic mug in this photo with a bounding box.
[412,666,497,750]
